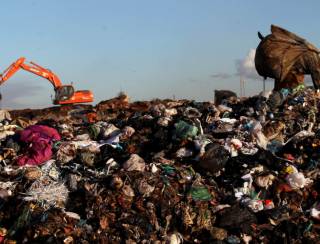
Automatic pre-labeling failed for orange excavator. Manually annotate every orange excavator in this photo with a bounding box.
[0,57,93,105]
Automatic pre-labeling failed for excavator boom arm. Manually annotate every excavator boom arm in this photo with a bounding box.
[0,57,25,85]
[0,57,62,88]
[20,62,62,88]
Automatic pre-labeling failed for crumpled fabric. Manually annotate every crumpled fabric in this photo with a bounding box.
[17,125,61,166]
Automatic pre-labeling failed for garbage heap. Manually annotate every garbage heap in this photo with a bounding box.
[1,88,320,243]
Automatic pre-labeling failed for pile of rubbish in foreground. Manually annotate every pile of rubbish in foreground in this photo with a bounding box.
[1,88,320,243]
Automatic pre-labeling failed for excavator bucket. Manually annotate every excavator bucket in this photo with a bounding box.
[54,85,93,105]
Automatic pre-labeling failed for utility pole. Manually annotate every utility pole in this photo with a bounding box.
[240,77,242,97]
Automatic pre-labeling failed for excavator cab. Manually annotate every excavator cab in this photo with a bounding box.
[54,85,93,105]
[54,85,74,102]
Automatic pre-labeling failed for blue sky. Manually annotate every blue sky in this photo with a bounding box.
[1,0,320,108]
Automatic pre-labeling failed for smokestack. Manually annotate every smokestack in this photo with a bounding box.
[240,76,245,97]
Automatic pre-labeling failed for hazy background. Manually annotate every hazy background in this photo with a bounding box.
[0,0,319,109]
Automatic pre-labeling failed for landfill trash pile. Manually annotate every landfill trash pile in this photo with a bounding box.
[1,89,320,243]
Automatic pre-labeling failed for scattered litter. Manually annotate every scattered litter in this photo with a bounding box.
[0,88,320,242]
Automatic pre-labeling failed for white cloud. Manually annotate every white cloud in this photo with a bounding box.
[235,49,261,80]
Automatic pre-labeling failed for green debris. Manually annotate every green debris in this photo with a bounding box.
[8,205,32,237]
[173,120,198,140]
[161,165,176,176]
[304,221,313,233]
[190,185,212,201]
[88,124,100,140]
[292,84,305,94]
